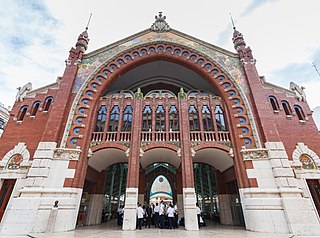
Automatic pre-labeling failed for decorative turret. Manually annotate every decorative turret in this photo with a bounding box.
[232,27,246,50]
[76,28,90,51]
[65,28,89,66]
[229,14,255,65]
[66,14,92,65]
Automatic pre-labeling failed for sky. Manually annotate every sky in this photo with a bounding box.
[0,0,319,111]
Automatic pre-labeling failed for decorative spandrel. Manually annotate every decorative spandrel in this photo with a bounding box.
[151,12,170,32]
[6,154,23,170]
[300,154,316,169]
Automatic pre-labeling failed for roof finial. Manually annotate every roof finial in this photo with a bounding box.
[151,11,170,32]
[229,13,236,30]
[86,13,92,30]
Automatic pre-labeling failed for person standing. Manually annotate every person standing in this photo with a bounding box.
[136,203,144,230]
[159,200,165,229]
[145,204,153,228]
[154,202,160,227]
[174,203,179,228]
[167,204,175,229]
[196,203,201,228]
[117,205,124,226]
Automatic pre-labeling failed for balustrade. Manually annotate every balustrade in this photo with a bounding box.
[141,131,152,142]
[217,131,230,141]
[119,132,131,142]
[203,131,216,141]
[92,130,229,144]
[90,96,231,146]
[91,132,104,142]
[168,131,180,141]
[105,132,117,141]
[154,131,166,141]
[190,131,201,142]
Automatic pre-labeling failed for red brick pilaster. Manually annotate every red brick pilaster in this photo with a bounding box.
[178,98,194,188]
[126,98,142,188]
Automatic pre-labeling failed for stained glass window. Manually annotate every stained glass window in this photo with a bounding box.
[122,105,133,131]
[215,106,227,131]
[95,106,107,132]
[156,105,165,131]
[142,106,152,131]
[202,105,213,131]
[6,154,23,170]
[169,106,179,131]
[189,105,199,131]
[108,106,120,132]
[300,154,316,169]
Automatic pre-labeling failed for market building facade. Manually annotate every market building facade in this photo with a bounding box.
[0,13,320,236]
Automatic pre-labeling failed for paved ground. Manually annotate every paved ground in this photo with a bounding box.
[0,220,314,238]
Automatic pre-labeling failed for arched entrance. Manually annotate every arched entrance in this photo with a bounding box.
[193,147,245,227]
[66,42,259,231]
[77,146,128,227]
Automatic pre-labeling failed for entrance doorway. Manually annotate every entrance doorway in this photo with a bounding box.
[0,179,16,222]
[307,179,320,216]
[145,163,176,205]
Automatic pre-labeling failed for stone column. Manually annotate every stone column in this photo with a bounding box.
[178,98,198,230]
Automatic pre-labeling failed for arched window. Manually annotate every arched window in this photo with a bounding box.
[215,105,227,131]
[0,119,5,129]
[122,105,133,131]
[108,105,120,132]
[17,106,28,121]
[43,97,53,112]
[202,105,213,131]
[169,106,179,131]
[156,105,165,131]
[95,106,107,132]
[300,154,316,169]
[189,105,199,131]
[268,96,279,111]
[281,100,292,116]
[142,106,152,131]
[294,105,305,121]
[30,101,41,116]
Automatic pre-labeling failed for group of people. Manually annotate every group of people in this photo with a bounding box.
[116,201,205,230]
[136,201,179,230]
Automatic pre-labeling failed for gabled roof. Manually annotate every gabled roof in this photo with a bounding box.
[83,27,239,60]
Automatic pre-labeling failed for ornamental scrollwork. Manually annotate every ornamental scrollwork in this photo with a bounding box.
[241,148,268,161]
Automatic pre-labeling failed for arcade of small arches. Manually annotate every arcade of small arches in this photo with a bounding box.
[66,43,257,150]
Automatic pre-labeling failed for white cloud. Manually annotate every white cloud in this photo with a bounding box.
[0,0,319,110]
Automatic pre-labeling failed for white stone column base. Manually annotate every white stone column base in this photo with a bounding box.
[177,194,184,218]
[0,188,82,235]
[86,194,104,225]
[122,187,138,231]
[183,188,198,230]
[239,188,290,233]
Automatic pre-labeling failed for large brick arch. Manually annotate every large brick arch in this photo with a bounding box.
[63,43,259,153]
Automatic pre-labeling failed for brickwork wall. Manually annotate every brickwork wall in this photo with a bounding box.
[241,62,320,160]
